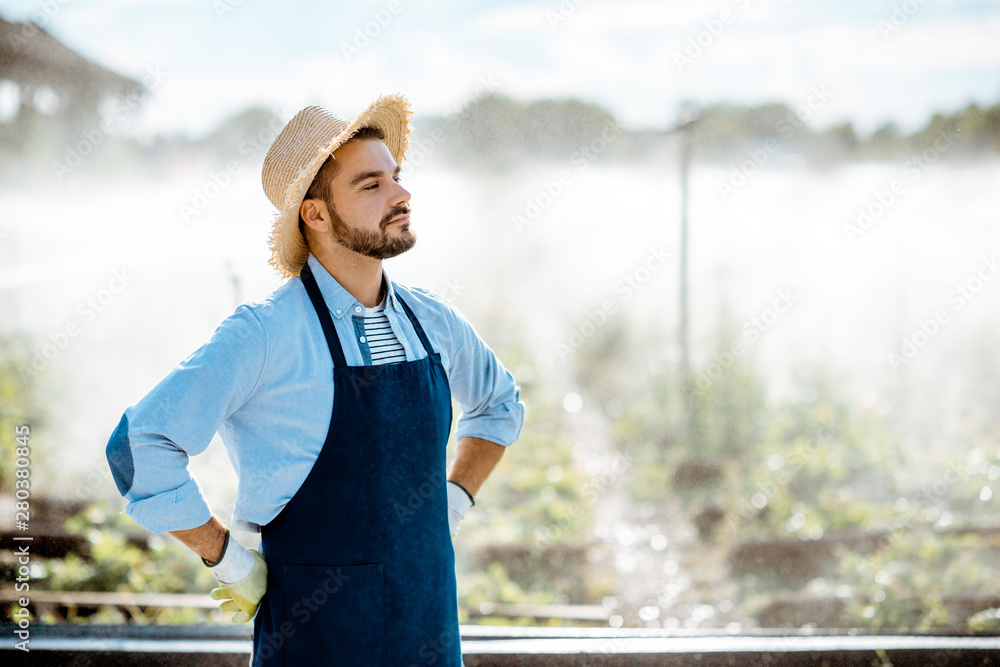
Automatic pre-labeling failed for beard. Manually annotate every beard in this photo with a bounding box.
[328,202,417,260]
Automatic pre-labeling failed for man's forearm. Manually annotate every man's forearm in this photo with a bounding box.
[169,515,228,564]
[447,436,505,498]
[168,439,505,560]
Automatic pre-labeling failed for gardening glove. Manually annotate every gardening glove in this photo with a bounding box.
[447,480,474,535]
[208,533,267,624]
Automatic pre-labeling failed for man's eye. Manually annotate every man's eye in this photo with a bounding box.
[365,183,379,190]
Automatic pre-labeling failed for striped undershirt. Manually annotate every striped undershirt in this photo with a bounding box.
[364,299,407,365]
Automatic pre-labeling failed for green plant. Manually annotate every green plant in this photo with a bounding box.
[0,338,42,492]
[837,528,1000,630]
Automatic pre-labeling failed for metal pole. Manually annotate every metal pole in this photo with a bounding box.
[679,126,691,386]
[674,104,699,444]
[227,261,243,308]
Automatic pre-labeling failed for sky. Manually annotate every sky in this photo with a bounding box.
[2,0,999,138]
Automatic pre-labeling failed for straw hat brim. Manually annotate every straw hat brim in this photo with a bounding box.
[267,94,412,278]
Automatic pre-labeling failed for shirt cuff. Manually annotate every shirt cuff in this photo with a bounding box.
[456,402,525,447]
[125,478,214,534]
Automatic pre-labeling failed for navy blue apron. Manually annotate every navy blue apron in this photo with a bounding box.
[251,264,461,666]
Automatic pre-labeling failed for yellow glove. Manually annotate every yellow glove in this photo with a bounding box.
[211,549,267,624]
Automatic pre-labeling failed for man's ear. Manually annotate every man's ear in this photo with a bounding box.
[300,198,330,233]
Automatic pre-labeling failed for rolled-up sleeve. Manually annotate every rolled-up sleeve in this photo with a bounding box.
[445,307,525,447]
[105,306,266,534]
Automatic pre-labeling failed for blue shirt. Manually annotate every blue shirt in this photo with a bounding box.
[107,254,524,534]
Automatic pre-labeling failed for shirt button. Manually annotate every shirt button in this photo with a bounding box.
[355,306,362,313]
[335,309,342,315]
[359,336,367,343]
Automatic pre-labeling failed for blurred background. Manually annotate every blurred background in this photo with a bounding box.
[2,0,1000,634]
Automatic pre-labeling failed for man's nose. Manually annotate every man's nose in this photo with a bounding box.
[394,181,411,206]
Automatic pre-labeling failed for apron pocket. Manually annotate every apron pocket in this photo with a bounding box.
[282,562,384,665]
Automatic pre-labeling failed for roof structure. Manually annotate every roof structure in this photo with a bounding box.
[0,16,140,95]
[0,15,143,132]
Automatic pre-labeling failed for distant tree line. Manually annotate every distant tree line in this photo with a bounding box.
[8,92,999,178]
[409,93,1000,167]
[191,93,1000,171]
[681,98,1000,164]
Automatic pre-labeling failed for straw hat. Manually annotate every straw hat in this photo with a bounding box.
[262,95,412,277]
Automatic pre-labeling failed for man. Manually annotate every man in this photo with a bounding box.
[105,95,524,665]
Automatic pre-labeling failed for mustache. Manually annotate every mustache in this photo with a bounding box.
[380,205,411,230]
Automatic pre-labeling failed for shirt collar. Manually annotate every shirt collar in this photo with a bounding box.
[305,254,401,320]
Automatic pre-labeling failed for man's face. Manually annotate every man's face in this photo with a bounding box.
[319,138,415,260]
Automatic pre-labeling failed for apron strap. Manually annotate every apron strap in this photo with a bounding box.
[396,294,435,357]
[300,263,349,368]
[301,262,436,365]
